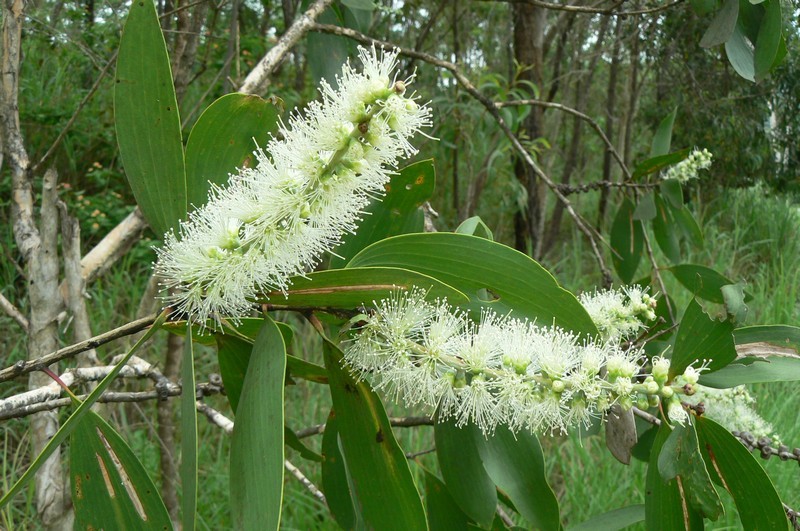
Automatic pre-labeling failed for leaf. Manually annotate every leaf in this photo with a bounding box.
[721,283,748,322]
[700,0,739,48]
[605,406,637,465]
[424,470,471,531]
[567,505,645,531]
[230,316,286,530]
[263,267,469,310]
[669,299,736,378]
[695,417,787,529]
[456,216,494,240]
[322,340,428,530]
[633,193,657,221]
[673,206,704,249]
[651,107,678,157]
[184,93,280,211]
[632,148,691,180]
[475,426,560,530]
[645,424,704,530]
[657,421,723,519]
[754,0,782,81]
[70,411,172,530]
[284,426,323,462]
[660,178,684,208]
[348,233,599,338]
[434,420,497,528]
[306,6,352,86]
[180,326,198,531]
[115,0,186,236]
[331,159,436,268]
[668,264,738,304]
[725,22,756,82]
[321,412,358,530]
[0,312,167,509]
[653,195,681,264]
[700,325,800,387]
[610,198,643,284]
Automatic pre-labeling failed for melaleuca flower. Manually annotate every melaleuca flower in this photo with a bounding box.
[155,47,431,324]
[579,286,657,343]
[343,288,660,436]
[687,385,779,442]
[662,148,713,183]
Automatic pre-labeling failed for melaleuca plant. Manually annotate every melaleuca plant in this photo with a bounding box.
[2,2,797,530]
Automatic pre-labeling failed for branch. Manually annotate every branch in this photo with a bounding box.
[0,313,159,383]
[238,0,335,95]
[498,98,631,180]
[75,207,149,286]
[0,291,28,331]
[295,416,434,439]
[311,23,613,285]
[196,402,327,505]
[478,0,685,16]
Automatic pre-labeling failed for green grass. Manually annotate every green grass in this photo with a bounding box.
[2,185,798,529]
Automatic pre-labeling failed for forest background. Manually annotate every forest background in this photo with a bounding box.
[1,0,799,528]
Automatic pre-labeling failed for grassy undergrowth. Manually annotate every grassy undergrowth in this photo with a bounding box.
[1,185,798,529]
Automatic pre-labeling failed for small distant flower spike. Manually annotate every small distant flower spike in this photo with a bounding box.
[155,46,431,324]
[662,148,713,183]
[688,385,780,442]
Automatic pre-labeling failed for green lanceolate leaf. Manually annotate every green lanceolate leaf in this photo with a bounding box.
[753,0,782,81]
[434,420,497,528]
[456,216,494,240]
[567,504,645,531]
[645,423,704,530]
[695,417,788,529]
[180,326,198,531]
[331,159,436,268]
[263,266,469,310]
[424,469,471,531]
[651,107,678,157]
[323,340,428,530]
[653,195,681,264]
[660,178,684,208]
[0,312,167,509]
[633,193,657,221]
[668,264,739,304]
[321,412,359,530]
[475,426,560,530]
[610,198,643,284]
[700,325,800,387]
[725,22,756,82]
[700,0,739,48]
[115,0,186,236]
[284,425,323,462]
[657,421,723,520]
[184,93,281,211]
[230,316,286,530]
[670,299,736,378]
[348,233,598,338]
[632,148,691,180]
[70,411,172,530]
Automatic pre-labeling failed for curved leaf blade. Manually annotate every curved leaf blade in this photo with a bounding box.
[348,233,598,338]
[610,198,643,284]
[670,299,736,378]
[323,341,428,530]
[230,316,286,530]
[180,326,198,531]
[115,0,186,236]
[184,93,280,211]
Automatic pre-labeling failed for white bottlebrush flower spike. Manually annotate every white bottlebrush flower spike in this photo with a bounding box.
[688,385,779,442]
[155,47,431,323]
[344,288,665,435]
[662,148,713,183]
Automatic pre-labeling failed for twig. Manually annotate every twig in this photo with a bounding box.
[238,0,334,95]
[0,291,28,331]
[196,402,327,505]
[641,230,675,322]
[295,416,435,439]
[311,23,613,285]
[0,313,160,383]
[478,0,684,16]
[558,180,657,195]
[631,406,661,426]
[498,98,631,180]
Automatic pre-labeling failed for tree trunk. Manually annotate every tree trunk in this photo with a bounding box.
[512,3,546,258]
